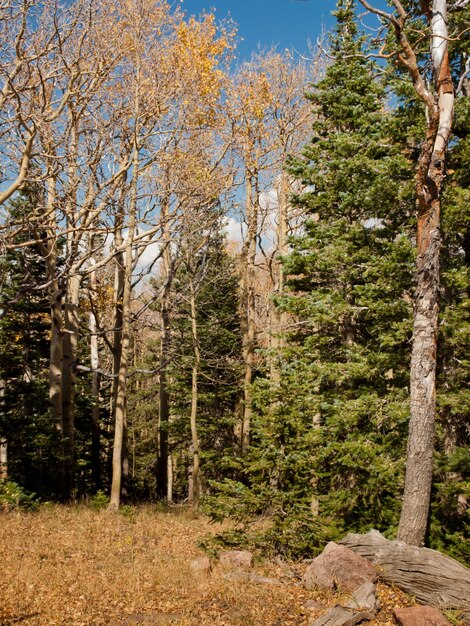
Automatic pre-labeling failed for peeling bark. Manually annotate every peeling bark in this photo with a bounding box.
[397,0,455,546]
[358,0,456,546]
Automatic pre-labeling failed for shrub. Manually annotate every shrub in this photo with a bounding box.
[0,479,40,511]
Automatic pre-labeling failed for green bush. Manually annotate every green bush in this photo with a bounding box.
[89,490,109,510]
[0,479,40,511]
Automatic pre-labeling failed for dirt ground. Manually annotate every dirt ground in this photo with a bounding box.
[0,506,416,626]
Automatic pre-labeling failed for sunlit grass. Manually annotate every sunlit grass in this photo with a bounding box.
[0,505,415,625]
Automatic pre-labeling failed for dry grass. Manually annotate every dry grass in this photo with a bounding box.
[0,506,413,626]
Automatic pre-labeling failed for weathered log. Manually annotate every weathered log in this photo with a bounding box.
[310,606,375,626]
[339,530,470,624]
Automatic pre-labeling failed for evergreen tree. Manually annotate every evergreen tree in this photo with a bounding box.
[278,0,416,549]
[207,0,416,557]
[128,229,243,502]
[169,231,243,501]
[0,184,57,497]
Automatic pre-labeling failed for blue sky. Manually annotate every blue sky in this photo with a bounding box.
[180,0,339,59]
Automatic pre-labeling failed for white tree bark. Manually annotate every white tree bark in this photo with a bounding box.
[359,0,456,546]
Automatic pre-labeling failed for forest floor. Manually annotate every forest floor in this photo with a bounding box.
[0,505,417,626]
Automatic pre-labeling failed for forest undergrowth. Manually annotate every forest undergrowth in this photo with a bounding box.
[0,505,419,626]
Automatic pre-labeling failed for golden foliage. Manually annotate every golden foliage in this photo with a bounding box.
[174,14,234,126]
[0,506,424,626]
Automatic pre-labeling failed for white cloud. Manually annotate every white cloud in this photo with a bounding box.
[223,217,246,244]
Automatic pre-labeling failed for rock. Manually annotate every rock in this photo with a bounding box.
[393,606,453,626]
[219,549,253,570]
[343,582,379,612]
[309,606,375,626]
[190,556,211,573]
[340,530,470,623]
[303,542,377,593]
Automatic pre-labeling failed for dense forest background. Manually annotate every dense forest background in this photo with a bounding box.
[0,0,468,561]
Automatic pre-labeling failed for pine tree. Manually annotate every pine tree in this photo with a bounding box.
[169,230,243,500]
[207,0,416,557]
[128,229,243,503]
[0,184,56,497]
[281,0,416,542]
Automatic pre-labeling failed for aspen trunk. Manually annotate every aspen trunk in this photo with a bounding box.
[0,380,6,479]
[108,204,134,508]
[60,117,81,498]
[398,0,454,545]
[189,279,201,509]
[112,258,124,413]
[156,201,172,500]
[167,452,173,502]
[41,174,67,495]
[112,179,130,498]
[61,272,81,496]
[109,124,139,509]
[270,169,289,370]
[239,170,258,453]
[42,176,61,419]
[89,257,101,491]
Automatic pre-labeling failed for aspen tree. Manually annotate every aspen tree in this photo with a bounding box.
[152,13,233,499]
[30,0,124,497]
[256,52,314,355]
[0,0,40,207]
[108,0,176,509]
[228,62,273,453]
[358,0,462,545]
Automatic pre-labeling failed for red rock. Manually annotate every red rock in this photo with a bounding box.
[303,542,377,592]
[219,549,253,570]
[393,606,452,626]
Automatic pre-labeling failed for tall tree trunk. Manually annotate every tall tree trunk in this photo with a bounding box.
[89,256,101,492]
[112,179,129,498]
[239,169,258,454]
[108,203,134,508]
[189,277,201,509]
[270,168,289,369]
[156,206,172,500]
[61,272,81,497]
[60,117,80,498]
[41,173,67,496]
[167,452,173,502]
[0,379,6,479]
[109,123,139,509]
[397,0,455,545]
